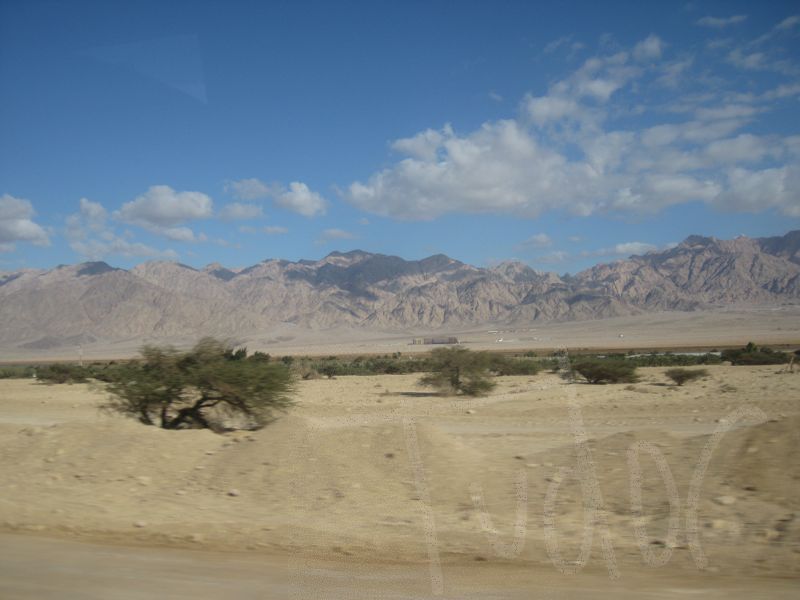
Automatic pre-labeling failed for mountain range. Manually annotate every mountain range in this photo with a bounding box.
[1,231,798,352]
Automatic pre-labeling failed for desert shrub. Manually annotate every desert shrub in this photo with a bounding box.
[306,355,427,376]
[721,343,788,366]
[101,338,294,432]
[318,362,340,378]
[665,367,708,386]
[488,354,541,376]
[419,347,496,396]
[573,359,638,384]
[0,365,36,379]
[36,363,91,384]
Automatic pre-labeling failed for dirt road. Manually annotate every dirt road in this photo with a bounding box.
[1,533,797,599]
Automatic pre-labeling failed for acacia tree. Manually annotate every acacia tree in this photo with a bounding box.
[665,367,708,386]
[102,338,294,431]
[419,347,496,396]
[573,359,638,384]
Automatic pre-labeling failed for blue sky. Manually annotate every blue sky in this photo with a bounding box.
[1,0,799,275]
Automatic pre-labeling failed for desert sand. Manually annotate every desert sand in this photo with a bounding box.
[0,360,798,597]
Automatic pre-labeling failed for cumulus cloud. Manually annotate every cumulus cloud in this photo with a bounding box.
[714,166,800,216]
[656,57,693,88]
[0,194,50,251]
[776,15,800,31]
[66,198,177,260]
[263,225,288,235]
[516,233,553,249]
[696,15,747,28]
[161,226,206,242]
[117,185,213,229]
[343,34,800,220]
[583,241,659,258]
[544,35,573,54]
[225,178,273,200]
[543,35,585,59]
[218,202,264,221]
[225,178,326,217]
[727,48,768,70]
[275,182,327,217]
[319,228,355,240]
[633,34,664,61]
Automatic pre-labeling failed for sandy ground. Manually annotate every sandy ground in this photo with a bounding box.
[0,364,798,597]
[3,306,799,361]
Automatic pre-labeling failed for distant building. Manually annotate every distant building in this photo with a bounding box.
[411,337,459,345]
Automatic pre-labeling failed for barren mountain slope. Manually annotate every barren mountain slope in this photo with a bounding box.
[0,231,798,351]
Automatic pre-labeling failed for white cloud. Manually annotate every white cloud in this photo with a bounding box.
[71,237,179,261]
[488,91,503,103]
[161,226,202,242]
[633,35,664,61]
[78,197,107,224]
[776,15,800,31]
[343,36,800,220]
[240,224,288,235]
[391,127,450,161]
[218,202,264,221]
[704,134,774,165]
[358,217,370,225]
[517,233,553,249]
[275,182,326,217]
[66,198,177,260]
[225,178,273,200]
[656,57,693,88]
[613,242,658,255]
[526,95,582,125]
[117,185,213,229]
[584,241,659,257]
[695,103,758,121]
[0,194,50,250]
[727,48,767,70]
[714,166,800,216]
[696,15,747,28]
[544,35,573,54]
[320,228,355,240]
[225,178,326,217]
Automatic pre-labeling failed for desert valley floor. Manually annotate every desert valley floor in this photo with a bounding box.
[0,360,798,598]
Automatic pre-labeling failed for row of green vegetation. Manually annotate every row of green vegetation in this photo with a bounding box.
[283,351,542,380]
[0,341,790,385]
[719,342,790,365]
[0,341,791,434]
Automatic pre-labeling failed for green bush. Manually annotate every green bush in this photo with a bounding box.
[721,343,788,366]
[36,363,91,384]
[665,367,708,386]
[0,365,36,379]
[573,359,638,384]
[102,338,294,431]
[419,347,496,396]
[488,355,541,376]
